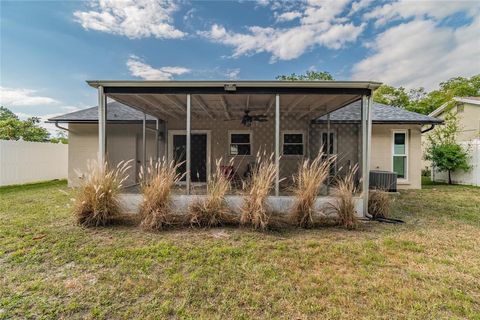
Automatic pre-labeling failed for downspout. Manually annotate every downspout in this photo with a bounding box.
[54,122,70,132]
[421,124,436,134]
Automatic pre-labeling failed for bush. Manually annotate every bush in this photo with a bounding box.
[189,159,232,227]
[73,160,131,227]
[240,152,277,230]
[330,165,358,229]
[290,152,336,228]
[368,189,391,219]
[139,158,184,231]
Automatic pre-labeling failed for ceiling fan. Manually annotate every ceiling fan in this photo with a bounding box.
[232,110,268,127]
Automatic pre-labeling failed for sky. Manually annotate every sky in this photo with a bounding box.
[1,0,479,135]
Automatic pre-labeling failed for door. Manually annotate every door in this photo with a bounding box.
[172,133,208,182]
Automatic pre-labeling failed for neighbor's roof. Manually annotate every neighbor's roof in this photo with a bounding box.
[47,101,157,123]
[429,96,480,117]
[86,80,382,91]
[315,101,443,124]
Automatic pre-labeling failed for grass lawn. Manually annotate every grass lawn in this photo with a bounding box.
[1,180,479,319]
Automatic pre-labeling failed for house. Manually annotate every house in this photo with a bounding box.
[425,97,480,186]
[48,80,442,215]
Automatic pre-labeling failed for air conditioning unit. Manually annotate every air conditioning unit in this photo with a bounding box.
[369,170,397,192]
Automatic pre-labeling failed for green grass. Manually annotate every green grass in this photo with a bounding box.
[1,180,480,319]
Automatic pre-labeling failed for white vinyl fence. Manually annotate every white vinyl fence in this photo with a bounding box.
[0,140,68,186]
[433,139,480,186]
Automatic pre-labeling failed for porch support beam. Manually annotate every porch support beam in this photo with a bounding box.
[285,95,307,115]
[326,112,331,195]
[134,94,180,120]
[98,85,106,167]
[193,95,216,119]
[220,96,232,120]
[186,94,191,195]
[264,95,275,116]
[142,112,146,170]
[155,118,159,161]
[275,94,280,196]
[361,94,372,217]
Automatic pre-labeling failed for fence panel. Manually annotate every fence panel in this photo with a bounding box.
[0,140,68,186]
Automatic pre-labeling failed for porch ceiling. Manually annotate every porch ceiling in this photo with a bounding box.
[107,93,361,121]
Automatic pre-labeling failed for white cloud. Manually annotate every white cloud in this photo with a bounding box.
[73,0,185,39]
[199,1,364,61]
[352,17,480,90]
[0,87,59,107]
[226,68,240,80]
[275,11,302,22]
[127,55,190,80]
[364,0,480,27]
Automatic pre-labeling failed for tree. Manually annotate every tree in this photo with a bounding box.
[373,85,410,109]
[276,70,334,81]
[0,106,51,142]
[425,112,470,184]
[50,130,68,144]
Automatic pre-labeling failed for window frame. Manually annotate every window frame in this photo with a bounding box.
[392,129,408,181]
[228,130,252,156]
[281,131,305,156]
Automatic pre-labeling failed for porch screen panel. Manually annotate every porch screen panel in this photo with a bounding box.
[308,100,362,196]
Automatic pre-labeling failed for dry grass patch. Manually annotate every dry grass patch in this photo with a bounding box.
[139,158,184,231]
[73,160,131,227]
[290,152,336,228]
[240,152,277,230]
[330,165,359,229]
[189,159,233,227]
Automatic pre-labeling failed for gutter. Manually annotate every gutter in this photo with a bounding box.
[54,122,70,132]
[421,124,436,134]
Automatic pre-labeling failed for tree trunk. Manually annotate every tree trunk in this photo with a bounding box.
[448,170,452,184]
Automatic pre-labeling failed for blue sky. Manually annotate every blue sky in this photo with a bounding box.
[1,0,479,134]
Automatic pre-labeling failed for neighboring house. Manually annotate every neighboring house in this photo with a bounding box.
[425,96,480,186]
[49,88,441,191]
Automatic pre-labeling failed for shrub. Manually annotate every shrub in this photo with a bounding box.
[240,152,277,231]
[368,189,391,219]
[290,152,336,228]
[189,159,232,227]
[139,158,184,231]
[73,160,131,227]
[330,165,358,229]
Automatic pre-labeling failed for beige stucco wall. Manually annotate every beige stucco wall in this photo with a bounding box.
[370,124,423,189]
[68,123,157,187]
[68,121,424,189]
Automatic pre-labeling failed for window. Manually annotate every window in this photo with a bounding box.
[282,132,304,155]
[229,132,251,155]
[392,130,408,180]
[321,132,336,155]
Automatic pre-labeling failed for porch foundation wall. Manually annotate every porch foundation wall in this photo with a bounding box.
[119,194,364,217]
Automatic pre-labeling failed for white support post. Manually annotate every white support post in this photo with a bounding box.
[155,118,159,161]
[98,85,106,167]
[361,95,370,216]
[142,112,146,170]
[365,95,373,213]
[275,94,280,196]
[186,94,191,195]
[326,112,331,195]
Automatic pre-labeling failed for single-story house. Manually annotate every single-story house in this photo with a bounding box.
[424,96,480,186]
[48,80,442,215]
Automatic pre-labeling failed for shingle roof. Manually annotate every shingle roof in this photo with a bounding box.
[47,101,157,123]
[316,100,442,124]
[49,99,442,124]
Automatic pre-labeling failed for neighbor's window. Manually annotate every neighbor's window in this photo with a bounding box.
[393,130,408,180]
[282,132,304,155]
[229,132,251,155]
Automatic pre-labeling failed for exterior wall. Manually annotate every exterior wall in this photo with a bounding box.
[68,123,157,187]
[370,124,423,189]
[67,121,425,189]
[457,103,480,142]
[0,140,67,186]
